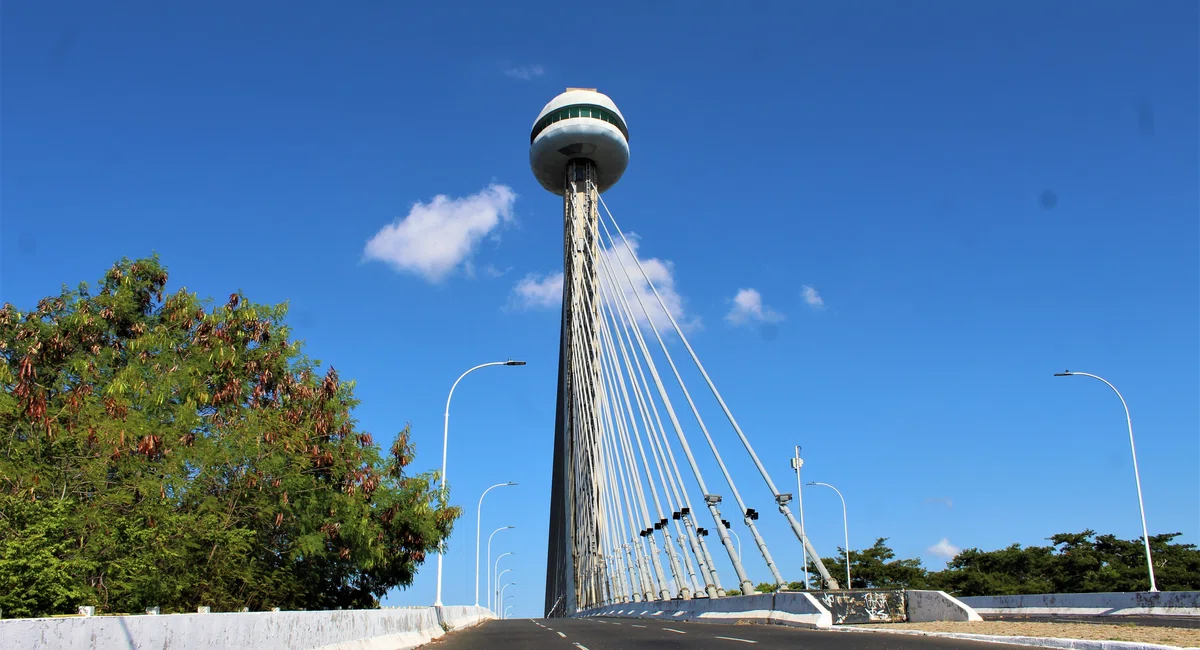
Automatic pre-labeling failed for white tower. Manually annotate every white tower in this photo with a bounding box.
[533,89,632,615]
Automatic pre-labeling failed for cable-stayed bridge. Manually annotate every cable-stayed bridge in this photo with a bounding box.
[535,89,839,617]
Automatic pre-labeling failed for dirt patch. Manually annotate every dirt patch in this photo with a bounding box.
[856,621,1200,648]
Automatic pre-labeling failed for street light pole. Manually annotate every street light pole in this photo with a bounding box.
[504,605,513,620]
[493,552,514,611]
[1054,370,1157,592]
[486,526,514,610]
[495,568,512,608]
[809,482,850,590]
[729,528,742,563]
[434,359,526,607]
[791,446,808,589]
[499,582,515,617]
[476,482,517,606]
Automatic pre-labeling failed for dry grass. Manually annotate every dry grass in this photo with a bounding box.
[856,621,1200,648]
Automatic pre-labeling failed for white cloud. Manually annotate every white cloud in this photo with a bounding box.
[510,236,697,334]
[600,236,698,334]
[925,497,954,508]
[364,184,516,282]
[927,538,961,560]
[801,284,825,309]
[513,271,563,308]
[726,288,784,325]
[504,64,545,80]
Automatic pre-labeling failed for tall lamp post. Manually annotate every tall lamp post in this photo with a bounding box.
[476,483,517,606]
[808,481,850,590]
[434,359,526,606]
[495,568,512,608]
[504,604,513,620]
[486,526,514,610]
[1054,370,1157,592]
[499,582,515,617]
[493,552,514,611]
[791,446,808,588]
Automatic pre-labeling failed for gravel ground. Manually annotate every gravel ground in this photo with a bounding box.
[856,621,1200,648]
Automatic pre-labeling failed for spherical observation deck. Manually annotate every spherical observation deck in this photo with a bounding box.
[530,88,630,196]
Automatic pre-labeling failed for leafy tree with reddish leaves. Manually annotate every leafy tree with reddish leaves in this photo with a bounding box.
[0,256,460,616]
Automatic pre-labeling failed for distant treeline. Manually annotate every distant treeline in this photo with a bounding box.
[746,531,1199,595]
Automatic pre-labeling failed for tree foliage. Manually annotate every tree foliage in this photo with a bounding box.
[0,256,460,616]
[803,532,1200,596]
[806,538,930,590]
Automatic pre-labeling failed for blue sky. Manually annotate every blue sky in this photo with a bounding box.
[2,1,1197,616]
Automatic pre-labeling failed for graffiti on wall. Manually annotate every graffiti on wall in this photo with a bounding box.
[812,590,907,625]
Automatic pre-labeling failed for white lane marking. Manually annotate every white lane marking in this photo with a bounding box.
[557,631,567,638]
[574,644,591,650]
[663,627,687,634]
[715,636,758,644]
[611,621,621,625]
[632,624,646,628]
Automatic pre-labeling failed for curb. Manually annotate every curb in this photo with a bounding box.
[837,625,1199,650]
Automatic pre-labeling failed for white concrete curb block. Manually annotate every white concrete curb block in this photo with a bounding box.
[769,592,835,629]
[908,590,985,622]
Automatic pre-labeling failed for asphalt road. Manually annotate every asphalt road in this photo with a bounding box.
[431,617,1031,649]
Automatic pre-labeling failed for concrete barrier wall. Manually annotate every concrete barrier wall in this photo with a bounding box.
[578,593,832,629]
[907,590,983,623]
[811,589,906,624]
[435,605,495,630]
[577,590,982,629]
[0,607,459,650]
[769,592,835,628]
[959,591,1200,618]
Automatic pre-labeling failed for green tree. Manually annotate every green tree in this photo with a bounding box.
[926,543,1055,596]
[808,538,929,590]
[0,256,459,616]
[928,531,1200,596]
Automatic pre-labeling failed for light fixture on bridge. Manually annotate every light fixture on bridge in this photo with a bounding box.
[775,493,793,506]
[703,494,722,505]
[1050,368,1158,592]
[437,359,529,607]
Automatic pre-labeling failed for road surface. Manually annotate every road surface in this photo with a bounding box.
[433,617,1030,649]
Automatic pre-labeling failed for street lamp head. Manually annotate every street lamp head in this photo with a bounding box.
[507,481,519,486]
[1054,370,1072,376]
[505,360,527,366]
[806,481,817,486]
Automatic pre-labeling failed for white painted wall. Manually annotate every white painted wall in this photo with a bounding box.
[906,590,983,622]
[960,591,1200,617]
[0,605,494,650]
